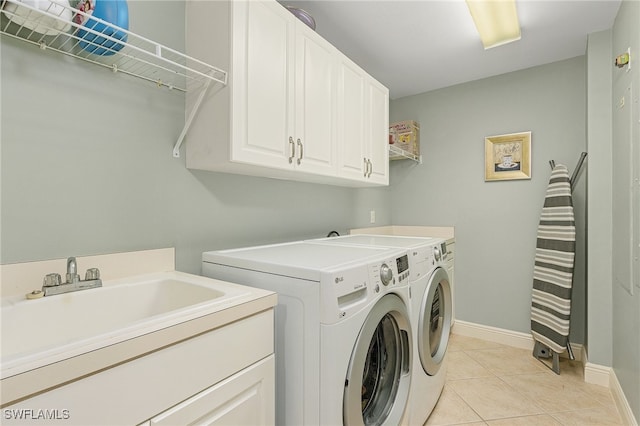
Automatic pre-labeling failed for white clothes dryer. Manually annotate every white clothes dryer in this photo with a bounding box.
[311,235,452,425]
[202,241,413,426]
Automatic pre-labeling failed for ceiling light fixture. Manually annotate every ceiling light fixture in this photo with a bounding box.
[466,0,521,49]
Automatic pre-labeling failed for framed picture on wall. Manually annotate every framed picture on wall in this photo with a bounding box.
[484,131,531,181]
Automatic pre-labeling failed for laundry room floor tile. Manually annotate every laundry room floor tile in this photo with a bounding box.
[486,414,563,425]
[468,346,549,376]
[500,372,604,413]
[424,333,626,426]
[447,333,506,352]
[424,385,483,425]
[447,376,545,420]
[446,351,493,381]
[549,404,624,425]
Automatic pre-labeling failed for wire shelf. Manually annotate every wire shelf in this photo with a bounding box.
[389,144,422,164]
[0,0,227,92]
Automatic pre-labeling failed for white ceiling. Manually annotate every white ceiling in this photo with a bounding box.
[280,0,622,99]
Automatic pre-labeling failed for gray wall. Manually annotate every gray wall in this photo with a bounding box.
[0,1,365,274]
[387,57,588,343]
[586,30,614,368]
[610,0,640,418]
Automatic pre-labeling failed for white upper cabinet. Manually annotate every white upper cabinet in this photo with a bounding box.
[186,0,388,187]
[366,79,390,184]
[336,58,367,180]
[231,0,335,175]
[293,25,337,175]
[336,56,389,185]
[232,0,294,170]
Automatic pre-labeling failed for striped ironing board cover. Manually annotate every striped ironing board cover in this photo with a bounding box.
[530,164,576,354]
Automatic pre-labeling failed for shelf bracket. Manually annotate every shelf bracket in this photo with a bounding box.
[173,78,214,158]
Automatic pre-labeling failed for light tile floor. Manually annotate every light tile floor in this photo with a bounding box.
[424,333,626,425]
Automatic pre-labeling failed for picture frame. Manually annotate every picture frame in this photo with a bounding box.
[484,131,531,181]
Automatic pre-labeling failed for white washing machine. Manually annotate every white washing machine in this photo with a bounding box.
[202,241,413,426]
[311,235,452,425]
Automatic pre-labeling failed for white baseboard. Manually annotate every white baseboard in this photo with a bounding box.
[451,320,636,425]
[584,362,611,387]
[451,319,583,361]
[584,362,613,387]
[610,370,639,426]
[585,363,639,425]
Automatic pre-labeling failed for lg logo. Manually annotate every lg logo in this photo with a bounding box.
[335,276,344,284]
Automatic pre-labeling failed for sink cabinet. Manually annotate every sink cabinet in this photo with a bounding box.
[185,0,388,187]
[1,309,275,426]
[141,356,274,426]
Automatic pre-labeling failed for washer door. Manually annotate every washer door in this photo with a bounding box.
[343,294,412,426]
[418,267,452,376]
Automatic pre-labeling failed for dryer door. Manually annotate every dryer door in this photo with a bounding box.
[343,294,412,426]
[418,267,452,376]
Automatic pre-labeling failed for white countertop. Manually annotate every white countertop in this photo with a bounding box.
[350,225,455,242]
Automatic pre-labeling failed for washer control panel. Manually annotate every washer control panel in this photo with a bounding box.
[323,250,410,324]
[369,253,409,291]
[378,254,410,286]
[396,254,410,283]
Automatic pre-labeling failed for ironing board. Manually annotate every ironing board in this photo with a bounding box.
[530,164,576,373]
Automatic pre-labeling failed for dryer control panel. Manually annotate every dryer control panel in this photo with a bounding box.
[406,239,447,283]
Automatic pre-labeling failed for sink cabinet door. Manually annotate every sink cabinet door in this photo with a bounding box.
[147,355,275,426]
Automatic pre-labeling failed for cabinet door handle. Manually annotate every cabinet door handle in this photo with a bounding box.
[297,139,303,165]
[367,159,373,177]
[363,158,368,177]
[288,137,295,164]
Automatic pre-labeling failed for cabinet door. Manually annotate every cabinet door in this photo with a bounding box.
[336,57,389,184]
[336,57,367,180]
[149,355,275,426]
[294,23,336,175]
[365,78,389,185]
[231,1,295,169]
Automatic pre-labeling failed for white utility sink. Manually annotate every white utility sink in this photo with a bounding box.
[1,271,256,379]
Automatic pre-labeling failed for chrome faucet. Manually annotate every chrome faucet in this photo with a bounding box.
[66,257,80,283]
[42,257,102,296]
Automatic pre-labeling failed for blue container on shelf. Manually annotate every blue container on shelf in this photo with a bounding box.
[77,0,129,56]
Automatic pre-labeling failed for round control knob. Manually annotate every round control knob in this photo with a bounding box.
[380,263,393,286]
[434,246,442,262]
